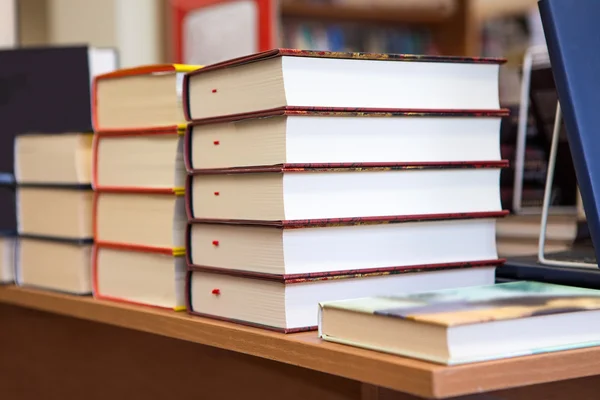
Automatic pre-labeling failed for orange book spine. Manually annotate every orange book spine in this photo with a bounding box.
[92,245,186,311]
[92,64,200,133]
[92,128,184,193]
[92,191,185,256]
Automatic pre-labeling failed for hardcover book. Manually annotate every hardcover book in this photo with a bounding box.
[16,236,93,295]
[319,281,600,364]
[15,133,93,185]
[0,236,16,284]
[186,162,507,223]
[94,190,185,254]
[93,128,185,192]
[17,185,93,241]
[186,212,507,278]
[183,48,505,121]
[184,108,508,172]
[0,45,117,172]
[539,0,600,262]
[186,263,499,333]
[93,245,186,310]
[93,64,201,132]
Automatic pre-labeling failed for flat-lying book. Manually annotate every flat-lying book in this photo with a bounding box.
[187,213,506,277]
[94,246,186,310]
[17,185,93,240]
[94,191,185,253]
[319,281,600,365]
[94,130,185,191]
[187,264,499,333]
[183,49,505,121]
[16,236,92,294]
[186,162,507,222]
[15,133,93,185]
[185,108,508,171]
[0,236,16,284]
[0,45,117,172]
[93,64,200,131]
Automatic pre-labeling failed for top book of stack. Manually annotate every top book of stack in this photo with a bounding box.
[182,49,506,122]
[93,64,198,132]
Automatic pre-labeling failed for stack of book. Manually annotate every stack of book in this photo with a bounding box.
[182,49,509,332]
[0,45,117,286]
[91,64,200,309]
[14,133,94,294]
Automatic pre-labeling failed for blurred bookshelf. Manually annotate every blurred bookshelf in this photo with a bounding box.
[280,0,454,24]
[14,0,540,67]
[278,0,478,56]
[169,0,482,66]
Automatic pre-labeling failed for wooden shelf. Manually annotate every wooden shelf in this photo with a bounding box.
[280,2,454,25]
[2,286,600,399]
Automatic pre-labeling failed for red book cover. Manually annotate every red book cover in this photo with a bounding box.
[93,189,185,255]
[186,258,505,284]
[182,49,507,121]
[187,48,507,76]
[184,161,509,222]
[93,128,184,193]
[92,243,184,311]
[185,211,508,281]
[188,160,509,176]
[186,209,509,229]
[183,106,511,173]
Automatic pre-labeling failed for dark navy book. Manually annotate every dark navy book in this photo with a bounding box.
[539,0,600,266]
[0,173,16,235]
[0,45,117,172]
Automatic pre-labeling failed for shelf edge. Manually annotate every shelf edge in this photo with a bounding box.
[0,286,437,398]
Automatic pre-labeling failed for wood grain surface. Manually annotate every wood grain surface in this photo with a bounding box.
[0,303,362,400]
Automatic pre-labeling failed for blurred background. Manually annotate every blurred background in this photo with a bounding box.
[0,0,541,103]
[1,0,538,107]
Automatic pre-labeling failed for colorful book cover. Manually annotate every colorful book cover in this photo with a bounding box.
[321,281,600,327]
[320,281,600,364]
[380,281,600,326]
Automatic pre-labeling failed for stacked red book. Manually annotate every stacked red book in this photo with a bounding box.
[91,64,200,310]
[181,49,510,333]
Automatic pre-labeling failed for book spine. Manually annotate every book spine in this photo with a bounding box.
[539,0,600,244]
